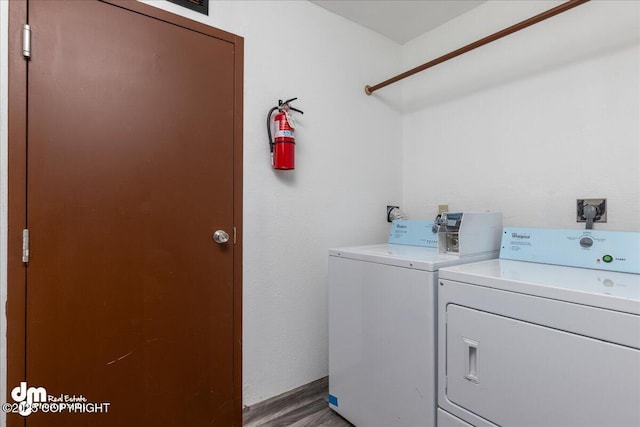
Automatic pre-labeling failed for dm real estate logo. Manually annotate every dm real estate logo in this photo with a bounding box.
[3,382,111,417]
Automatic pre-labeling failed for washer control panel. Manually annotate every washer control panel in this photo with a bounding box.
[500,227,640,274]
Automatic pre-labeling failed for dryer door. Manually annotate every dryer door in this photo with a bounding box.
[445,304,640,427]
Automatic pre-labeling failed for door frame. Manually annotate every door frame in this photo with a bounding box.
[6,1,243,425]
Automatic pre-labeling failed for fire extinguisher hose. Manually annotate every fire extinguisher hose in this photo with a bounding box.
[266,106,279,153]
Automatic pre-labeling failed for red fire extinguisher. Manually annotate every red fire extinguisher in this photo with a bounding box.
[267,98,303,170]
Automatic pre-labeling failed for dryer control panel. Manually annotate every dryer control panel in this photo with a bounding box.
[500,227,640,274]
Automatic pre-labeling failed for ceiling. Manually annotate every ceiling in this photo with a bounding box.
[311,0,485,44]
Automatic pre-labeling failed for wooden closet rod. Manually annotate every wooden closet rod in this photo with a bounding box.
[364,0,589,95]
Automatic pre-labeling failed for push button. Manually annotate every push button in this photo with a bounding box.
[602,255,613,263]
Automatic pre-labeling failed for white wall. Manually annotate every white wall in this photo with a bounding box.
[137,0,403,406]
[402,0,640,230]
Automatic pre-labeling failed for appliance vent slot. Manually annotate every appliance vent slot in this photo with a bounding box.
[167,0,209,16]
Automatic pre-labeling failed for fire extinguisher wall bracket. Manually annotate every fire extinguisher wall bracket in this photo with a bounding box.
[267,98,303,170]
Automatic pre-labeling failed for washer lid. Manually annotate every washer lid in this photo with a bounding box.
[329,243,497,271]
[440,259,640,315]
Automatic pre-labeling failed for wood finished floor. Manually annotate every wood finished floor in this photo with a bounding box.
[243,377,353,427]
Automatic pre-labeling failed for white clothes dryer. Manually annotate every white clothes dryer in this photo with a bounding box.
[437,227,640,427]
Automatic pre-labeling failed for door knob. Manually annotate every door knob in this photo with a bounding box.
[213,230,230,244]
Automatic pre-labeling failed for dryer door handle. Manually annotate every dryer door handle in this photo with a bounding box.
[463,337,479,384]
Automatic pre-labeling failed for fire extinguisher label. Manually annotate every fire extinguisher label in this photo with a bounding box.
[285,111,296,128]
[275,113,294,139]
[275,129,294,138]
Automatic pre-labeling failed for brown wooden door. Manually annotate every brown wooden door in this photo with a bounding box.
[8,1,242,425]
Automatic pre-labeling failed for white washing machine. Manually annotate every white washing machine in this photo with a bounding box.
[328,213,503,427]
[437,227,640,427]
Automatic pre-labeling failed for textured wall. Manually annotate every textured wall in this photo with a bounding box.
[401,0,639,230]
